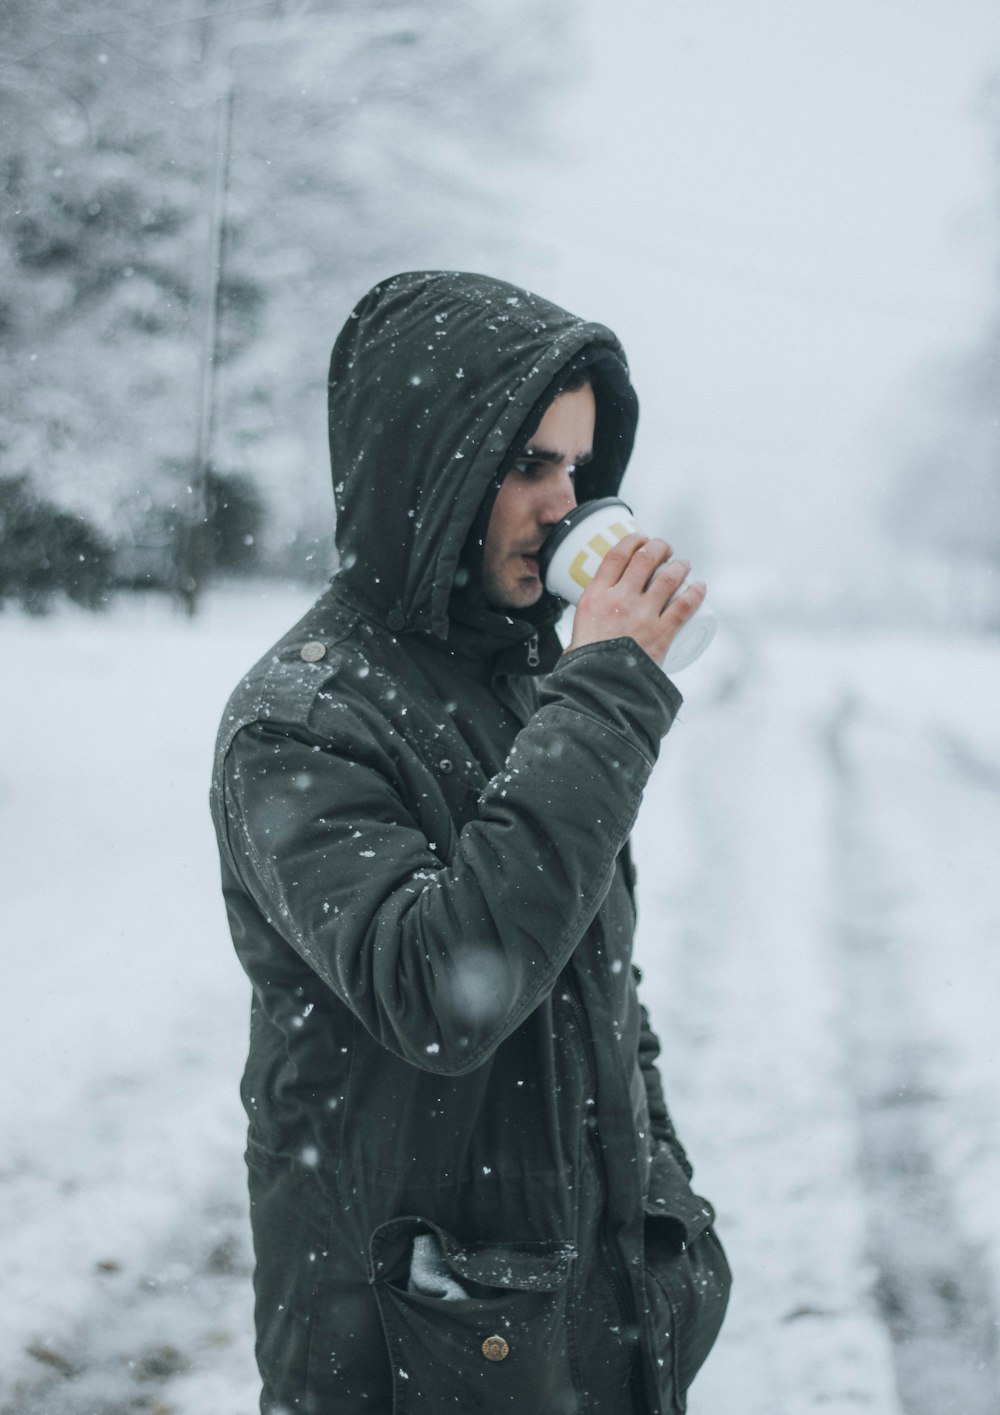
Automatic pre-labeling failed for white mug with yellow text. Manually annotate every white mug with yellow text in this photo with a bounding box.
[541,497,718,674]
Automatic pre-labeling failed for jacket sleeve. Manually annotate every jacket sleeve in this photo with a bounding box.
[634,973,694,1179]
[219,638,682,1076]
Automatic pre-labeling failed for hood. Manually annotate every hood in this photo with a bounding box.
[328,270,639,640]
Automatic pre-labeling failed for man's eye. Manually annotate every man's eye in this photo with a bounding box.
[514,460,577,480]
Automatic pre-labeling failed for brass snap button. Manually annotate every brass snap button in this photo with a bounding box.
[300,640,327,663]
[482,1335,509,1362]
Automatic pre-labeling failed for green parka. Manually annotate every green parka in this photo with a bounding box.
[211,271,729,1415]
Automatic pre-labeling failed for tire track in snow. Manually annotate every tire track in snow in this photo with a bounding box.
[3,1179,257,1415]
[635,633,901,1413]
[823,693,1000,1415]
[933,724,1000,797]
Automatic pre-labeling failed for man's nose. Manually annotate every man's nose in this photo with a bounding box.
[540,467,577,523]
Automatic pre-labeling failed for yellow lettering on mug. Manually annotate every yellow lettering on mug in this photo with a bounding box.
[569,551,593,589]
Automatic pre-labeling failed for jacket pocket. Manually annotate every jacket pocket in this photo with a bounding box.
[642,1145,732,1413]
[369,1216,577,1414]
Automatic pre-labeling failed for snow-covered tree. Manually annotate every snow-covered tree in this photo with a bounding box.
[1,0,572,602]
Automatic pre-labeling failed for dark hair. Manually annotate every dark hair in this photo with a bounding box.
[553,367,592,396]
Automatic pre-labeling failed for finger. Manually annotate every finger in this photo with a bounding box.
[648,557,690,606]
[619,537,673,594]
[661,580,707,624]
[588,532,650,588]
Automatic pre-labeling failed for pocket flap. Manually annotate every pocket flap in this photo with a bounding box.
[370,1216,576,1292]
[644,1142,716,1247]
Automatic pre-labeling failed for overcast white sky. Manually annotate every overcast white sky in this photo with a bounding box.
[515,0,1000,607]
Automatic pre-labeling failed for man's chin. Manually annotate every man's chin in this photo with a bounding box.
[484,575,544,612]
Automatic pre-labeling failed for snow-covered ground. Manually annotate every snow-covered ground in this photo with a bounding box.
[2,588,999,1413]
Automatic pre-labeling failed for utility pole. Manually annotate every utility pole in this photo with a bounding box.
[175,8,418,615]
[176,77,233,615]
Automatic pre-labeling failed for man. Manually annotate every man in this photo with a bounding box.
[211,270,730,1414]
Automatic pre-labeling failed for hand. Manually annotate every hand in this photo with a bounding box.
[566,533,707,668]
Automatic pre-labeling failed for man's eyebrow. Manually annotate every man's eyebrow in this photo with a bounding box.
[519,446,594,465]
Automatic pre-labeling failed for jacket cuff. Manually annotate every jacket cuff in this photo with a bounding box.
[541,638,683,763]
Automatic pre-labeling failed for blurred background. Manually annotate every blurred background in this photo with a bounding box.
[2,1,999,1412]
[4,0,1000,620]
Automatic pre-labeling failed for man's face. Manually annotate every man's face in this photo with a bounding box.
[482,383,596,610]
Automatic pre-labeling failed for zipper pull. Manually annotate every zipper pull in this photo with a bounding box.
[526,633,540,668]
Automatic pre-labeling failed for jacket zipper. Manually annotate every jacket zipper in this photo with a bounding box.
[564,976,637,1350]
[526,633,540,668]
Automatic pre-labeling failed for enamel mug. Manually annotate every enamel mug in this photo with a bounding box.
[540,497,718,674]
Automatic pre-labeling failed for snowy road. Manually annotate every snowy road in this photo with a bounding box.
[2,592,998,1413]
[636,629,1000,1414]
